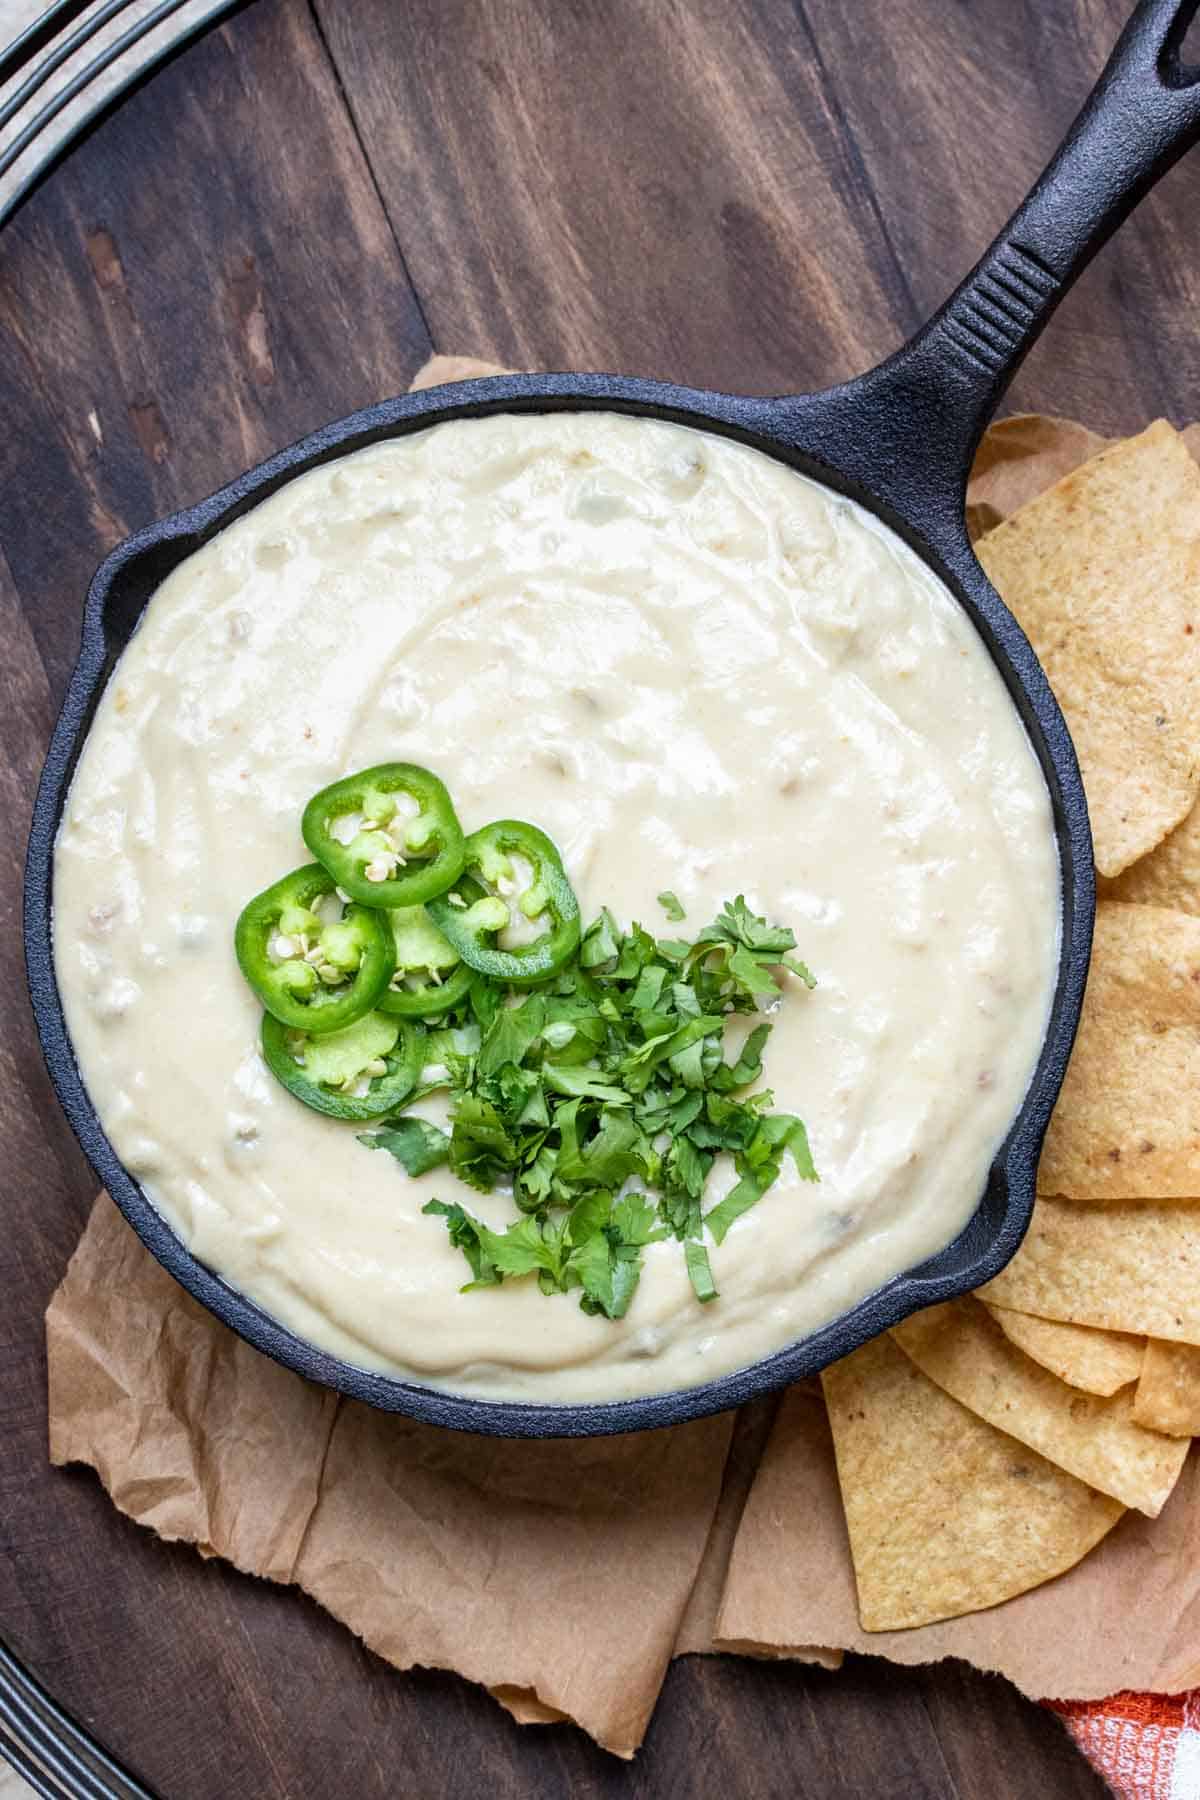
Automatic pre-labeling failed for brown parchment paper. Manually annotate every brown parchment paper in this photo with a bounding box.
[714,1384,1200,1698]
[49,1196,736,1758]
[44,365,1200,1754]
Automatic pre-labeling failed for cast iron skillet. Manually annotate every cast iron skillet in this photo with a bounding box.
[24,0,1200,1436]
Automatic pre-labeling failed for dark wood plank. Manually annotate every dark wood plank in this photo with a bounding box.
[799,0,1200,432]
[0,0,1178,1794]
[316,0,1200,432]
[312,0,910,390]
[912,1661,1108,1800]
[0,0,430,692]
[638,1654,1107,1800]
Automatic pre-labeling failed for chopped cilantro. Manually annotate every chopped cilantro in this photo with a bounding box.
[657,890,686,922]
[374,895,817,1319]
[421,1198,498,1285]
[694,894,817,996]
[684,1238,718,1304]
[359,1117,450,1176]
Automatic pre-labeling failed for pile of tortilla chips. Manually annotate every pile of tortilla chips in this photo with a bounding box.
[824,420,1200,1633]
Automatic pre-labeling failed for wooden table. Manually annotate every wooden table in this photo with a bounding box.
[3,2,1197,1793]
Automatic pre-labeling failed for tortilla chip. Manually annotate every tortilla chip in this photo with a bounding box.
[1039,902,1200,1198]
[1133,1340,1200,1438]
[975,421,1200,877]
[1101,801,1200,915]
[965,414,1109,542]
[821,1335,1123,1631]
[981,1303,1144,1397]
[891,1300,1188,1517]
[982,1194,1200,1348]
[409,355,508,389]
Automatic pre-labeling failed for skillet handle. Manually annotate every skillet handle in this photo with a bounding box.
[789,0,1200,533]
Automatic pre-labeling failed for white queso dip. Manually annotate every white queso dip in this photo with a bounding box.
[53,411,1059,1403]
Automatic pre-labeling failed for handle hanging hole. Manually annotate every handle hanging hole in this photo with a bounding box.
[1165,0,1200,86]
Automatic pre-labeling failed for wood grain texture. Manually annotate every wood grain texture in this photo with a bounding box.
[1,0,1182,1792]
[314,0,1200,425]
[0,0,430,691]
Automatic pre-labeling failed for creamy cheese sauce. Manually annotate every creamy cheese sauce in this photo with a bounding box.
[52,412,1059,1403]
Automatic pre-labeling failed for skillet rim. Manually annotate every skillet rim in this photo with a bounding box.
[23,370,1093,1438]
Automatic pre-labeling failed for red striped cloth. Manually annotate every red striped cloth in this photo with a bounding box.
[1048,1693,1200,1798]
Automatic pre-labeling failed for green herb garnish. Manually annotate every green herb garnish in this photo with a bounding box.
[242,765,819,1319]
[361,895,817,1316]
[359,1116,451,1176]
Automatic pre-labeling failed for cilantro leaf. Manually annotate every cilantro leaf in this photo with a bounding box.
[480,1214,563,1279]
[470,978,503,1034]
[567,1189,664,1319]
[727,943,783,997]
[359,1118,451,1176]
[543,1064,632,1103]
[570,1229,623,1315]
[704,1114,817,1243]
[630,963,668,1013]
[698,895,797,958]
[391,887,816,1320]
[606,1255,644,1319]
[423,1199,570,1291]
[476,995,547,1078]
[556,1109,649,1187]
[566,1188,614,1246]
[691,896,812,1003]
[722,1021,772,1090]
[703,1172,767,1245]
[658,1186,702,1243]
[745,1112,818,1182]
[611,1191,663,1245]
[541,1019,577,1051]
[655,937,690,963]
[448,1095,520,1191]
[684,1238,718,1304]
[783,955,817,991]
[579,909,621,968]
[519,1144,558,1208]
[621,1016,723,1079]
[771,1113,818,1181]
[657,890,686,922]
[664,1133,709,1202]
[422,1199,500,1286]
